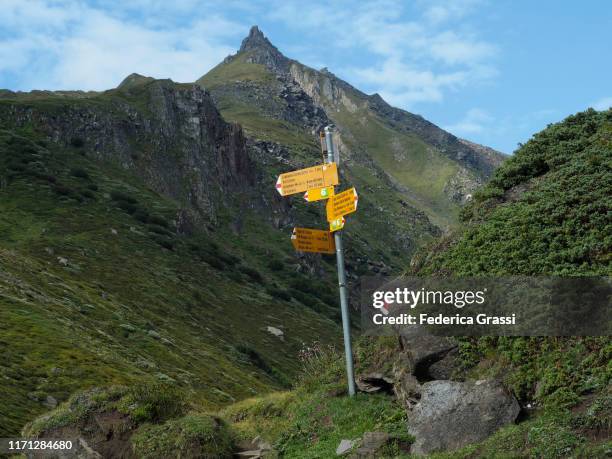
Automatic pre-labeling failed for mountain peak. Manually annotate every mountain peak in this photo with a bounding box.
[117,73,154,90]
[239,25,275,53]
[237,25,289,73]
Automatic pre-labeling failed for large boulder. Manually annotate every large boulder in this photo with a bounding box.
[409,379,520,455]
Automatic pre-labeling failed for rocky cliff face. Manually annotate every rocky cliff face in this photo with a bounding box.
[0,80,254,225]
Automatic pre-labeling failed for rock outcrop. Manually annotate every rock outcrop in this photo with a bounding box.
[0,81,254,225]
[408,379,520,455]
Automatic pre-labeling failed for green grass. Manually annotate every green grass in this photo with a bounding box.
[197,51,276,89]
[220,341,412,458]
[131,414,234,459]
[333,105,462,228]
[0,127,343,435]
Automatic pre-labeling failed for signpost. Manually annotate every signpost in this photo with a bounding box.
[276,126,356,397]
[304,186,334,202]
[291,227,335,254]
[329,217,345,232]
[276,163,338,196]
[324,126,356,397]
[326,187,358,222]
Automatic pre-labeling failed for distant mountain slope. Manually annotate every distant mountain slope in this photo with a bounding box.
[198,26,505,228]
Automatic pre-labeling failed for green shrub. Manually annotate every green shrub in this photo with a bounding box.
[148,224,173,237]
[119,382,187,424]
[53,184,73,196]
[117,200,138,214]
[236,344,273,375]
[266,287,291,301]
[147,215,169,228]
[110,190,137,204]
[206,257,225,271]
[133,208,150,223]
[131,414,234,459]
[239,266,263,284]
[70,167,90,180]
[151,235,174,250]
[79,189,96,200]
[267,259,284,271]
[69,137,85,148]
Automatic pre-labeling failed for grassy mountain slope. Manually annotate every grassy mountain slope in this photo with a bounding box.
[0,95,346,435]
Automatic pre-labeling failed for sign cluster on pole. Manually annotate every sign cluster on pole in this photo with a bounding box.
[275,126,357,396]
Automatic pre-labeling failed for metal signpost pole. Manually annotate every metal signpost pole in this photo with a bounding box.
[324,126,356,396]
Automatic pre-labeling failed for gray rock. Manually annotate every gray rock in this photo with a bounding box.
[356,373,394,394]
[57,256,69,266]
[265,326,284,340]
[349,432,391,458]
[427,348,459,380]
[409,379,520,455]
[393,356,422,410]
[147,329,161,339]
[336,439,356,456]
[44,395,58,408]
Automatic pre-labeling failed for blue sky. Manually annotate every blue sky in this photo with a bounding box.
[1,0,610,153]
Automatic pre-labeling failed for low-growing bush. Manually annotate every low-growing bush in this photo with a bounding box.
[148,224,173,237]
[239,266,263,284]
[70,137,85,148]
[267,259,284,271]
[70,167,90,180]
[110,190,137,204]
[131,414,234,459]
[266,287,291,301]
[79,189,96,200]
[117,200,138,214]
[151,235,174,250]
[147,215,169,228]
[119,382,187,424]
[133,209,150,223]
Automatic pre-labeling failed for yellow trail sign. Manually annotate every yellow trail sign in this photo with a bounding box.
[291,227,335,254]
[329,217,345,232]
[304,186,335,202]
[276,163,338,196]
[326,187,358,222]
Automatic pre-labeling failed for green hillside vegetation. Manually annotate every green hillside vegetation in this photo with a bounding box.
[0,125,345,435]
[418,108,611,276]
[114,107,609,458]
[409,108,612,456]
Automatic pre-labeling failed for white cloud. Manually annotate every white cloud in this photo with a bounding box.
[422,0,483,25]
[445,108,493,135]
[592,97,612,111]
[0,1,244,91]
[266,0,497,109]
